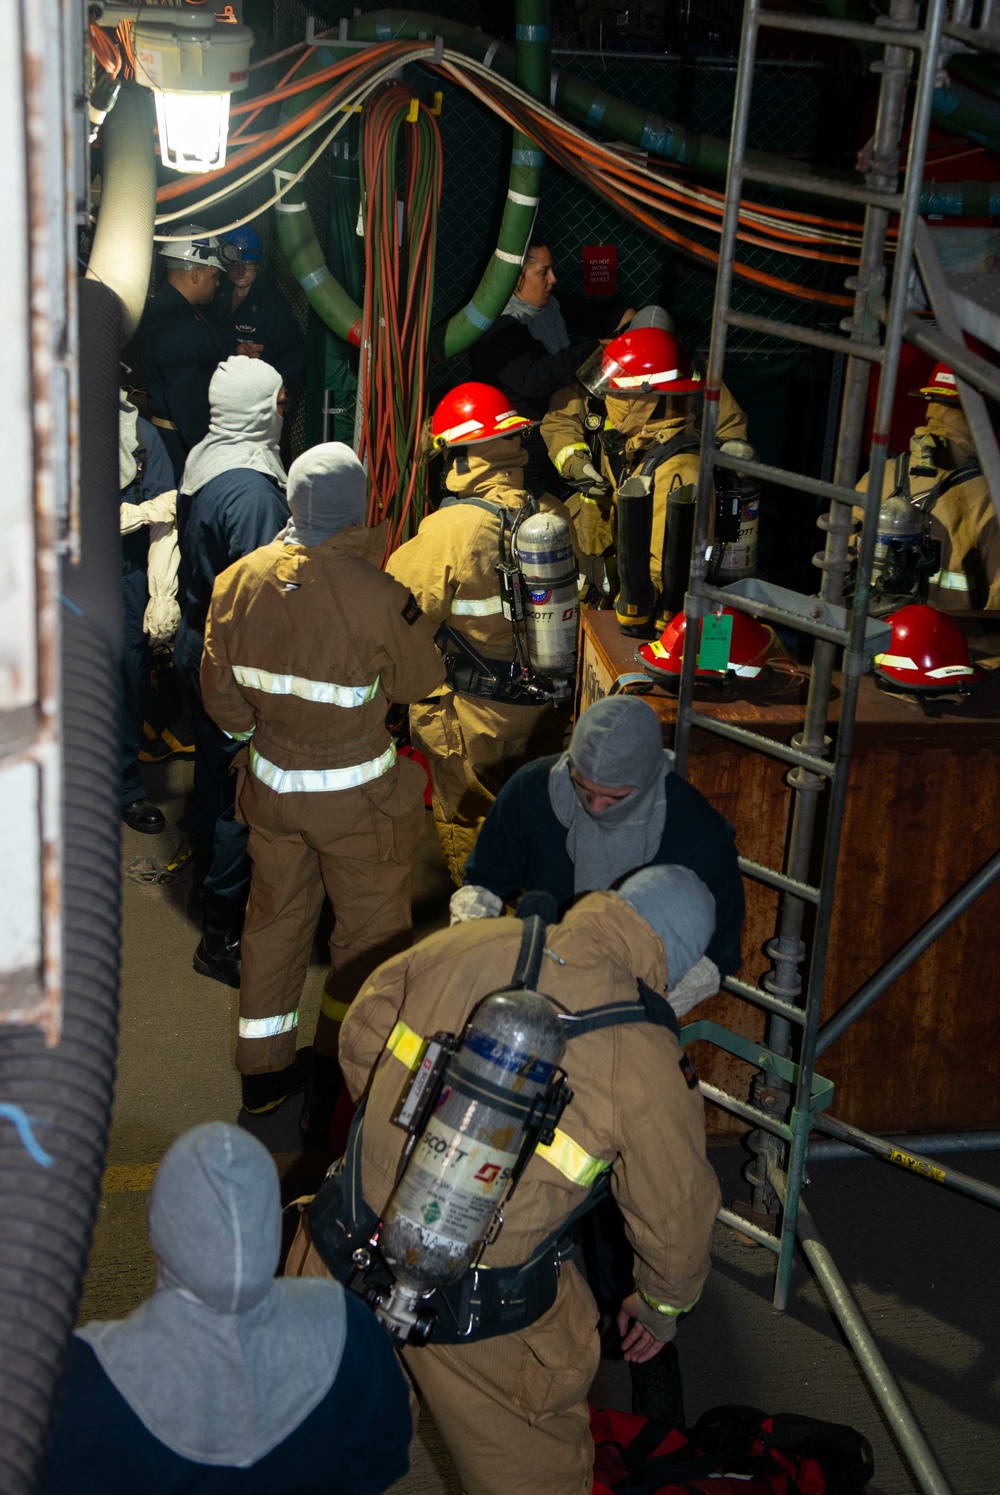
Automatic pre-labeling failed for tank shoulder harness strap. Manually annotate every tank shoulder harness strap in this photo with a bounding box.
[630,428,702,482]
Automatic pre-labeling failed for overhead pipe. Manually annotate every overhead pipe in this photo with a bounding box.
[274,3,551,355]
[85,83,157,343]
[824,0,1000,156]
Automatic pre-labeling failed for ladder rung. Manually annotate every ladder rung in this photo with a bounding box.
[712,449,861,510]
[726,311,884,365]
[697,1081,791,1141]
[741,163,903,212]
[737,856,821,905]
[723,974,808,1026]
[684,710,837,778]
[698,583,851,648]
[758,9,925,51]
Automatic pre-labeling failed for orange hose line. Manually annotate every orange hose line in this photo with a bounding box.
[155,73,362,203]
[231,45,316,143]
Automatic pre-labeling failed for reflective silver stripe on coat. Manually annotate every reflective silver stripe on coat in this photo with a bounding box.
[930,569,969,592]
[451,596,505,616]
[233,664,380,707]
[249,743,396,794]
[239,1010,299,1039]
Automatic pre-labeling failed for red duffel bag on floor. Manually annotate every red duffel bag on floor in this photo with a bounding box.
[590,1404,873,1494]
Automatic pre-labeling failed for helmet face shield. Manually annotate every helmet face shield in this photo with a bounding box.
[577,329,703,399]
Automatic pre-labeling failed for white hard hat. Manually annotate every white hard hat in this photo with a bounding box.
[158,224,238,271]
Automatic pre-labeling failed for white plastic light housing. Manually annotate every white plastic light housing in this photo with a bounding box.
[153,90,232,174]
[131,17,252,175]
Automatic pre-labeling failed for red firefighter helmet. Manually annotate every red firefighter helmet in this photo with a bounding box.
[636,606,771,683]
[912,362,960,402]
[577,327,703,399]
[430,383,534,450]
[873,604,983,694]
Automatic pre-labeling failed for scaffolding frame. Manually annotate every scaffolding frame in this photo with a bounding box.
[672,3,1000,1491]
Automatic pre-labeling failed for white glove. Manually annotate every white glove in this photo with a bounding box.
[119,488,177,535]
[143,519,181,646]
[449,885,504,924]
[667,955,720,1020]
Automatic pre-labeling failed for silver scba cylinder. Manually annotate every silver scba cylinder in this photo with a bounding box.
[379,989,566,1300]
[514,511,579,678]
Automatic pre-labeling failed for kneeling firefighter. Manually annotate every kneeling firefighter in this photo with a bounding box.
[295,864,721,1495]
[542,319,751,621]
[387,383,579,884]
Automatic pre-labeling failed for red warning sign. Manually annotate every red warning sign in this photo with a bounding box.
[583,244,617,297]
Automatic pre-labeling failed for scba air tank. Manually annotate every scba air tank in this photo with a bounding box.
[513,511,579,678]
[712,440,759,585]
[379,990,566,1300]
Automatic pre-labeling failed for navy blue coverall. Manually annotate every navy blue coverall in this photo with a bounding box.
[121,417,176,811]
[139,283,224,483]
[174,470,290,928]
[209,280,305,391]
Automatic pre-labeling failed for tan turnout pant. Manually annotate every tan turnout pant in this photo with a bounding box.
[409,689,564,885]
[234,755,426,1074]
[285,1219,599,1495]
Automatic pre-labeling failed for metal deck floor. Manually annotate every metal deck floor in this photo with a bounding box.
[82,756,1000,1494]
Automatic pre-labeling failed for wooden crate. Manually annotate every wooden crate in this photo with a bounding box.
[580,611,1000,1137]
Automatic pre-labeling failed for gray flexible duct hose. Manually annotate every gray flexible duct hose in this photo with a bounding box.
[0,281,122,1493]
[86,83,157,344]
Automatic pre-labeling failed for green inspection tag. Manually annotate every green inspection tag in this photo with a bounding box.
[697,611,733,673]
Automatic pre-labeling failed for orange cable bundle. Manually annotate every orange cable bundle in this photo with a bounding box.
[356,85,442,557]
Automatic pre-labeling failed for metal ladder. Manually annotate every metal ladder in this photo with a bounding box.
[671,2,970,1490]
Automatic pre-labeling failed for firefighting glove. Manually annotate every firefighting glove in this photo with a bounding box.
[119,489,177,535]
[667,955,720,1019]
[449,885,504,924]
[562,452,610,499]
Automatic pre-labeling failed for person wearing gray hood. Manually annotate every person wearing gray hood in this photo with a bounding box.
[201,443,444,1124]
[38,1123,411,1494]
[460,693,745,988]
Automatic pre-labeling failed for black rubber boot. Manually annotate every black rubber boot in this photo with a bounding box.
[123,799,166,834]
[299,1049,345,1142]
[630,1341,686,1428]
[193,924,241,989]
[241,1059,304,1116]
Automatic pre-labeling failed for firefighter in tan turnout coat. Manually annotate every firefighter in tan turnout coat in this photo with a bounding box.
[201,443,444,1120]
[387,383,570,884]
[299,866,721,1495]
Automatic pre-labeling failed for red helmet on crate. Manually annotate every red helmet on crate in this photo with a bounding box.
[578,328,703,399]
[636,606,771,683]
[873,604,983,694]
[430,383,534,449]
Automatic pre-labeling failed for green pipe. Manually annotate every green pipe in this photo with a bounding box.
[823,0,1000,154]
[274,8,547,352]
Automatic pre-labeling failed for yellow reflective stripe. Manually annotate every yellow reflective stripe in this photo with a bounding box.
[388,1020,426,1072]
[636,1286,701,1317]
[239,1010,299,1039]
[249,742,395,794]
[233,664,380,707]
[321,994,353,1024]
[222,726,255,742]
[451,596,505,616]
[535,1127,611,1187]
[553,442,589,473]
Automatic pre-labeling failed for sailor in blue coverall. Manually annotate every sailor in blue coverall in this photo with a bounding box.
[119,399,177,834]
[174,356,290,988]
[138,226,234,484]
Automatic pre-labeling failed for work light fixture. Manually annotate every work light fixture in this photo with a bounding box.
[90,3,253,174]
